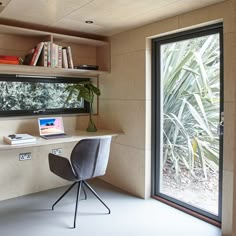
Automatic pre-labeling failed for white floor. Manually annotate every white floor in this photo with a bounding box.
[0,180,221,236]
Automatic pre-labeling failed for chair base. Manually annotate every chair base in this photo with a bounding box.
[51,180,110,228]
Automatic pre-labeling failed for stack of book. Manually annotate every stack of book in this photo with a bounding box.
[24,41,74,69]
[3,134,36,145]
[0,55,21,65]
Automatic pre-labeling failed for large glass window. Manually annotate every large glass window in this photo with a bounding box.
[0,75,89,116]
[152,23,223,222]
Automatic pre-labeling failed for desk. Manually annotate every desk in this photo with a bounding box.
[0,129,122,151]
[0,129,122,201]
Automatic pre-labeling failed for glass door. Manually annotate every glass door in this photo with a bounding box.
[152,23,223,221]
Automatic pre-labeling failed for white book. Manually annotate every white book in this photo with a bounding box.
[3,134,36,145]
[62,48,68,69]
[58,45,62,68]
[51,43,57,68]
[47,42,51,67]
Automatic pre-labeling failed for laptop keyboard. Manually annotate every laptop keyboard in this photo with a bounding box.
[46,133,66,137]
[41,134,70,139]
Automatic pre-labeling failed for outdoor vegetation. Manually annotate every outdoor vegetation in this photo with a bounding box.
[0,81,83,111]
[161,34,220,179]
[161,34,220,214]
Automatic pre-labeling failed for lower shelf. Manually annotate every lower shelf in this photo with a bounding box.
[0,64,108,78]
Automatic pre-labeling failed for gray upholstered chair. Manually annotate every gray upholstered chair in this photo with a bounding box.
[48,137,112,228]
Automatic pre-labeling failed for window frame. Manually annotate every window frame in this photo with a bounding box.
[151,22,224,223]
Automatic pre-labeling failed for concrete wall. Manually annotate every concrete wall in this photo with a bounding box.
[97,1,236,235]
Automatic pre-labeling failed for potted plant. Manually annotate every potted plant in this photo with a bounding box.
[65,81,101,132]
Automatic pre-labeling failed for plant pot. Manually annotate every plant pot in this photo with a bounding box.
[87,118,97,132]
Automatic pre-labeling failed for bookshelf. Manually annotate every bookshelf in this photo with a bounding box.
[0,24,110,78]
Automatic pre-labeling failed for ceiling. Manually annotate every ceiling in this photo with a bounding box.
[0,0,224,37]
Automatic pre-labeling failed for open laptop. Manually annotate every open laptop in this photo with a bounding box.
[38,117,70,139]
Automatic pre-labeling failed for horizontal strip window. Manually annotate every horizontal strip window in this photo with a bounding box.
[0,74,90,117]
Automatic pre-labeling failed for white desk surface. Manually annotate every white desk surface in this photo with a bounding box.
[0,129,122,151]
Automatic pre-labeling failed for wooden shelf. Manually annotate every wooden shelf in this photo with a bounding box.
[0,64,108,78]
[0,24,110,77]
[0,24,108,46]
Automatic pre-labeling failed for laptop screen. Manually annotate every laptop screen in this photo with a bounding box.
[38,117,65,136]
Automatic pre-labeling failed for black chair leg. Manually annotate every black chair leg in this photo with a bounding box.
[82,182,87,200]
[52,182,77,210]
[83,180,111,214]
[74,181,82,228]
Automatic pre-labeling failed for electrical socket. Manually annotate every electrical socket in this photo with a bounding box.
[19,152,31,161]
[52,148,63,156]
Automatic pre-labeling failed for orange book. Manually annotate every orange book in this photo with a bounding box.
[0,60,19,64]
[0,55,19,61]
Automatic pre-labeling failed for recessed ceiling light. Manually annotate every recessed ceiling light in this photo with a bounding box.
[85,20,93,24]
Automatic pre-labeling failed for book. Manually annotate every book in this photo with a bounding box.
[66,46,74,69]
[37,42,48,67]
[47,42,51,67]
[58,45,62,68]
[0,60,19,65]
[23,48,35,65]
[30,42,44,66]
[0,55,20,61]
[55,44,59,67]
[51,43,57,68]
[62,48,68,68]
[3,134,36,145]
[75,65,99,70]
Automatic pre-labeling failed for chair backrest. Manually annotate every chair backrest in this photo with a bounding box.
[70,137,112,181]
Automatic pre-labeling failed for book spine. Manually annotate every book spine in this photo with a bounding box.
[55,44,59,67]
[66,46,74,69]
[58,45,62,68]
[50,43,54,67]
[43,42,48,67]
[62,48,68,69]
[51,43,57,68]
[11,139,36,145]
[36,41,48,67]
[0,60,19,64]
[30,42,44,66]
[47,42,51,67]
[3,135,36,145]
[0,55,19,61]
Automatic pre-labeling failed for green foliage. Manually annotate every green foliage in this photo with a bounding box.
[65,80,101,132]
[65,81,100,104]
[162,34,220,179]
[0,81,83,111]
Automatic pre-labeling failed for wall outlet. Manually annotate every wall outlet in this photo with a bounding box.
[19,152,31,161]
[52,148,63,156]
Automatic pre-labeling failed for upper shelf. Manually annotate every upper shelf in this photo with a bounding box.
[0,24,110,77]
[0,64,108,78]
[0,24,108,46]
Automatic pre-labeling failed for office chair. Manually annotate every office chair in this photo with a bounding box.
[48,137,112,228]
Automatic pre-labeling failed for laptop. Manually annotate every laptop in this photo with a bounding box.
[38,117,70,139]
